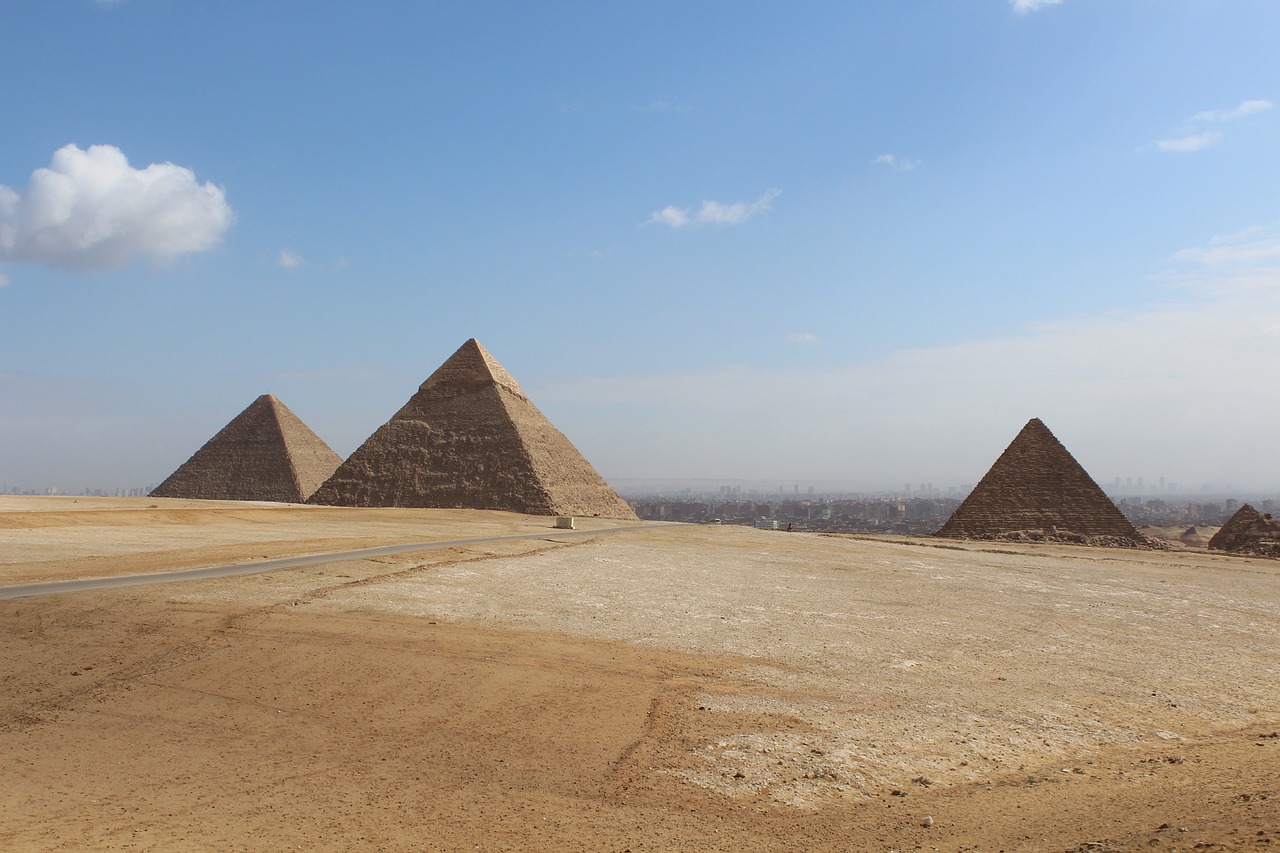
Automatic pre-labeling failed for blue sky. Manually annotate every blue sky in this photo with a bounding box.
[3,0,1279,494]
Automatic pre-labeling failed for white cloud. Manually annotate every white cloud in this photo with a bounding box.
[0,271,9,287]
[646,189,780,229]
[698,189,780,225]
[787,333,820,347]
[277,249,305,269]
[1011,0,1063,13]
[1155,100,1272,153]
[538,227,1280,487]
[0,144,233,273]
[872,153,921,171]
[1191,99,1274,123]
[1156,131,1224,153]
[646,205,691,228]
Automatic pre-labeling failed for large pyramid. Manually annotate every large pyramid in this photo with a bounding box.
[307,339,637,519]
[935,418,1141,542]
[152,394,343,502]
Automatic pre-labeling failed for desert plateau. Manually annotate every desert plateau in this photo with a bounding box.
[2,496,1278,852]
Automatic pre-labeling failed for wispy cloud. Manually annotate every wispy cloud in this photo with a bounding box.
[1010,0,1063,14]
[1155,99,1273,153]
[1191,99,1274,123]
[646,189,780,229]
[1170,224,1280,275]
[1156,131,1223,153]
[0,271,9,287]
[787,333,820,347]
[277,249,305,269]
[872,153,921,171]
[699,190,780,225]
[0,144,233,272]
[647,205,691,228]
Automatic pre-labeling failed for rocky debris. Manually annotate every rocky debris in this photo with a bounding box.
[309,339,636,519]
[960,529,1172,550]
[151,394,342,502]
[935,418,1143,546]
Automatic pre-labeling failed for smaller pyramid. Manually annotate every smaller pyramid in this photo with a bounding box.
[935,418,1141,543]
[308,339,636,519]
[1207,504,1263,551]
[151,395,342,502]
[1208,504,1280,554]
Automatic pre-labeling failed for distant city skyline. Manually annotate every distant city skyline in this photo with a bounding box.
[3,2,1279,494]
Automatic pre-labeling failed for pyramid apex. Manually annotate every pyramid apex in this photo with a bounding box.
[253,393,284,410]
[418,338,524,396]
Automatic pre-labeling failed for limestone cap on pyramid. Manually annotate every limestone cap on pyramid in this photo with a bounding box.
[152,394,343,503]
[418,338,524,397]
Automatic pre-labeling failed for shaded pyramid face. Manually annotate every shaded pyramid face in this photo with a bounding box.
[308,339,637,519]
[935,418,1141,541]
[151,395,343,502]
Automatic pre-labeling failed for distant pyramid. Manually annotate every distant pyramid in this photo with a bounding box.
[935,418,1141,542]
[1208,504,1280,554]
[151,394,342,502]
[308,339,637,519]
[1208,504,1263,551]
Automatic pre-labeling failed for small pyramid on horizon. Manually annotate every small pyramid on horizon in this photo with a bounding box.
[307,338,637,519]
[1208,504,1263,551]
[1207,504,1280,554]
[935,418,1141,542]
[151,395,343,503]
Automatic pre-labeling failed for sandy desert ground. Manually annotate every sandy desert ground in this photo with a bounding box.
[1,496,1278,852]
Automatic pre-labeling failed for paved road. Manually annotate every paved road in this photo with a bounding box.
[0,524,652,600]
